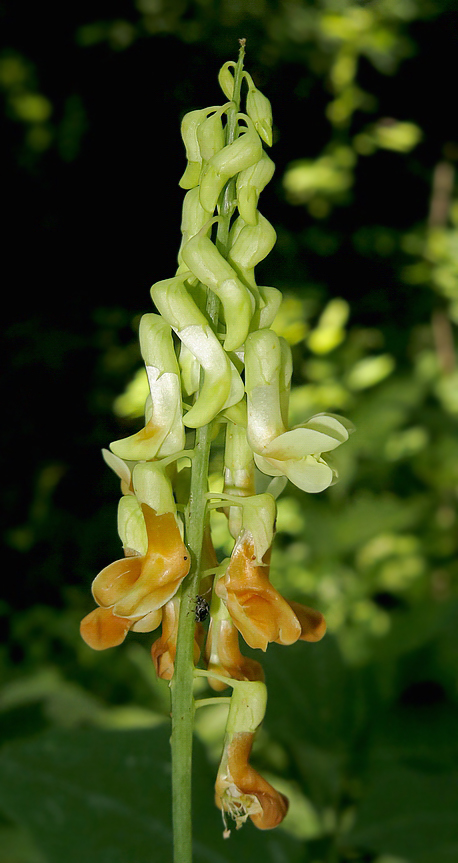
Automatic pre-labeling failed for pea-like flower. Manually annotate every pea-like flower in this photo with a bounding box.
[215,529,326,651]
[214,682,288,833]
[245,329,353,492]
[80,504,190,649]
[110,314,185,462]
[216,731,289,832]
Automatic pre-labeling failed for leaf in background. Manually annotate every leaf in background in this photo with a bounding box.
[347,764,458,863]
[347,702,458,863]
[0,725,304,863]
[260,636,363,751]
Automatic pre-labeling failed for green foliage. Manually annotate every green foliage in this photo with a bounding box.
[0,726,303,863]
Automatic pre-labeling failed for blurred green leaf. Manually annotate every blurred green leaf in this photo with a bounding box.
[0,726,304,863]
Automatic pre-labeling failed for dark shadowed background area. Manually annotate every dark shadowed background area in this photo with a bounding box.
[2,2,458,862]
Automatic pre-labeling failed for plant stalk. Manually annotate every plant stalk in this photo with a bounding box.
[170,41,246,863]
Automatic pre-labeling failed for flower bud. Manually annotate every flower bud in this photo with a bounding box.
[178,107,213,189]
[199,114,263,214]
[177,188,213,269]
[218,61,236,100]
[181,221,255,351]
[236,151,275,225]
[227,212,277,289]
[110,314,185,461]
[196,105,229,162]
[245,76,273,147]
[250,285,282,330]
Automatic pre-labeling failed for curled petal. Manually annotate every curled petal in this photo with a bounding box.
[205,618,265,691]
[80,607,133,650]
[130,607,162,633]
[92,556,143,609]
[215,732,288,832]
[287,600,326,642]
[215,531,301,651]
[102,448,134,495]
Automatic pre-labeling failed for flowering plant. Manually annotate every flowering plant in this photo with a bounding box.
[80,41,352,861]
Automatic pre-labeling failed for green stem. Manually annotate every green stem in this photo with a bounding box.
[170,41,246,863]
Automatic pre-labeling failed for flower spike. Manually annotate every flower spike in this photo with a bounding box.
[82,50,353,842]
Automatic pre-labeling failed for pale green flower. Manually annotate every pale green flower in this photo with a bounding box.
[245,329,352,492]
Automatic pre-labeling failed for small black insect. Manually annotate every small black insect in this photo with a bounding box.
[194,595,210,623]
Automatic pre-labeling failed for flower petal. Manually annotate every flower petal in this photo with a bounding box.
[92,556,143,609]
[274,455,334,493]
[253,452,283,477]
[80,607,132,650]
[130,607,163,633]
[287,600,327,642]
[263,424,346,460]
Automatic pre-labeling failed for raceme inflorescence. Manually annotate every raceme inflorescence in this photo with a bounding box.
[80,44,353,846]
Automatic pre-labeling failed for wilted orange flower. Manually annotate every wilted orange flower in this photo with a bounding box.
[215,730,288,832]
[215,530,326,651]
[80,504,190,650]
[151,596,204,680]
[205,617,265,691]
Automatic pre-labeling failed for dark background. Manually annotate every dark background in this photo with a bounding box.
[2,2,458,862]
